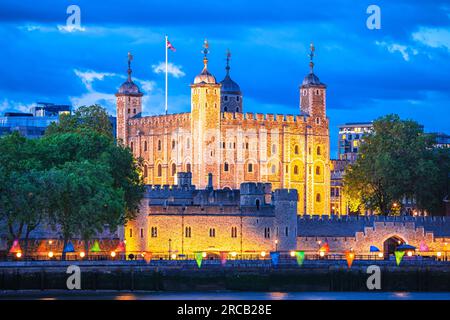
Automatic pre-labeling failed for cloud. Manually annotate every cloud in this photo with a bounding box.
[152,62,185,78]
[412,27,450,51]
[57,25,86,33]
[69,91,116,110]
[74,69,117,91]
[375,41,418,61]
[0,99,34,113]
[70,69,118,111]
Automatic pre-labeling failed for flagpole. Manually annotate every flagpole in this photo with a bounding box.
[165,35,168,115]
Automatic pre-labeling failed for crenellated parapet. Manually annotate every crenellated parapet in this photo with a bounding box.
[221,112,308,127]
[273,189,298,202]
[128,112,191,127]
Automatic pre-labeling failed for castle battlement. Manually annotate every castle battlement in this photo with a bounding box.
[221,112,308,125]
[128,112,191,126]
[299,214,448,223]
[273,189,298,201]
[240,182,272,195]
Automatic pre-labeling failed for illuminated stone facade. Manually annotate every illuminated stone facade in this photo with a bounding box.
[125,173,298,255]
[116,43,331,216]
[297,215,450,256]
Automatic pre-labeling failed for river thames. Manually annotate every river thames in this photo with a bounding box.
[1,291,450,300]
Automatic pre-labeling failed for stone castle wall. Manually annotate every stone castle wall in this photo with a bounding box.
[297,215,450,254]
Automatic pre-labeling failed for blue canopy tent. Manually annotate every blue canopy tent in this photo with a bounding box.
[396,244,416,251]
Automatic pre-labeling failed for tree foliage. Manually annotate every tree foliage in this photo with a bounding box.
[0,105,144,257]
[344,114,450,215]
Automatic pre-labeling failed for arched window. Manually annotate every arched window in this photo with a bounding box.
[248,163,253,173]
[224,106,228,112]
[224,162,229,172]
[144,141,148,152]
[143,165,148,178]
[294,145,299,155]
[157,164,162,177]
[157,140,162,151]
[317,146,321,155]
[237,96,240,102]
[171,163,176,176]
[172,140,176,150]
[316,193,321,203]
[236,107,239,112]
[316,166,321,175]
[209,228,216,238]
[186,163,191,172]
[294,165,299,175]
[151,227,158,238]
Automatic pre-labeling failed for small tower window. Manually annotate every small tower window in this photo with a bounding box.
[151,227,158,238]
[264,227,270,239]
[224,96,228,101]
[316,117,321,125]
[256,199,261,210]
[224,107,228,112]
[294,165,299,175]
[144,141,148,152]
[209,228,216,238]
[294,145,299,155]
[236,107,239,112]
[157,164,162,177]
[224,162,229,172]
[143,165,148,178]
[186,163,191,172]
[186,138,190,149]
[171,163,176,176]
[271,165,276,174]
[316,193,321,203]
[185,227,192,238]
[231,227,238,238]
[158,140,162,151]
[316,166,321,175]
[237,96,240,102]
[272,144,277,154]
[248,163,253,173]
[133,108,136,114]
[130,142,134,152]
[317,146,321,155]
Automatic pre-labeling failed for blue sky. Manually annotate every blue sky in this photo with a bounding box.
[1,0,449,157]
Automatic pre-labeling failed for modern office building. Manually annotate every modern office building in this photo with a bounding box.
[337,122,373,162]
[0,102,72,139]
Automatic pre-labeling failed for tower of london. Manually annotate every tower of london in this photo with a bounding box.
[115,41,331,216]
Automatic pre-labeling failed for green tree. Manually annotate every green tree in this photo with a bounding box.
[44,161,125,260]
[344,114,448,215]
[45,104,113,139]
[0,133,46,252]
